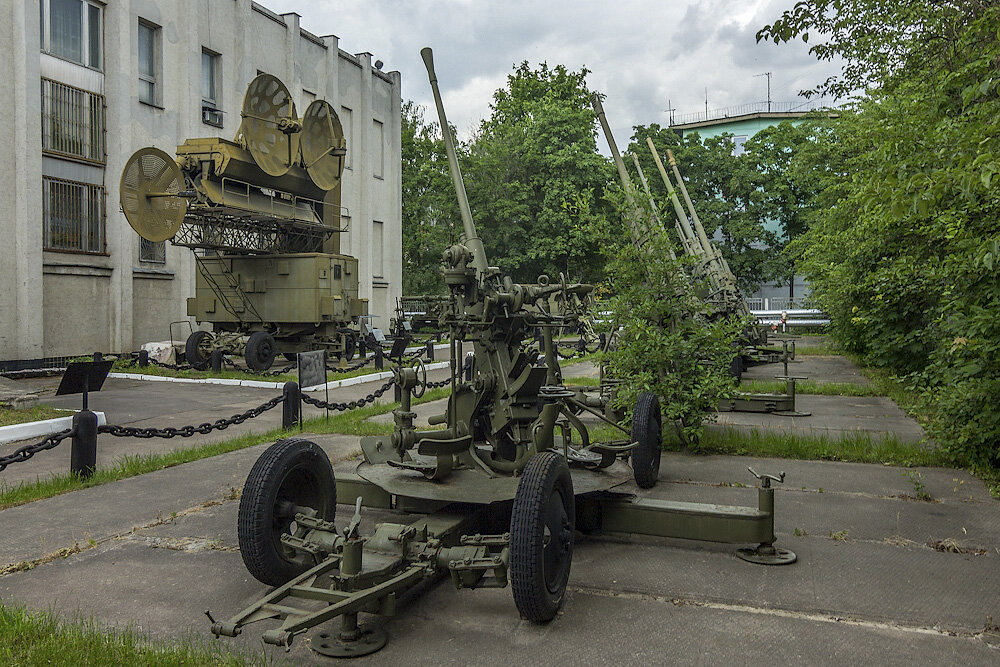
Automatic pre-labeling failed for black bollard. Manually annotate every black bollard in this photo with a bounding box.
[70,409,99,478]
[358,338,367,358]
[426,340,434,361]
[138,349,149,367]
[211,348,223,372]
[375,346,384,370]
[282,381,300,430]
[463,352,474,382]
[93,352,103,362]
[599,332,607,350]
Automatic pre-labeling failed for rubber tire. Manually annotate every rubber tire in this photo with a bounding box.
[238,438,337,586]
[185,331,212,370]
[342,333,357,362]
[630,392,662,489]
[510,452,575,623]
[245,331,277,371]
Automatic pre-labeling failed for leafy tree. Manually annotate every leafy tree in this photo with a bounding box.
[464,63,617,284]
[762,1,1000,467]
[400,100,459,294]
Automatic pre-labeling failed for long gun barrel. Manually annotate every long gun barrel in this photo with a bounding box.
[628,153,676,261]
[646,138,701,259]
[591,94,658,256]
[420,47,489,281]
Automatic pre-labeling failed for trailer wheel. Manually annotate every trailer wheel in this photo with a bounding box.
[245,332,277,371]
[342,333,356,361]
[238,438,337,586]
[510,451,574,623]
[185,331,212,369]
[630,392,662,489]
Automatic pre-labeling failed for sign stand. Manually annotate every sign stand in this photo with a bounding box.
[56,360,113,478]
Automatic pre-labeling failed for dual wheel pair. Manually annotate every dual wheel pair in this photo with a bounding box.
[186,330,277,371]
[236,393,662,626]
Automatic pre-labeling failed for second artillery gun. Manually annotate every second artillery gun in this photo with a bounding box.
[206,48,796,658]
[120,74,366,370]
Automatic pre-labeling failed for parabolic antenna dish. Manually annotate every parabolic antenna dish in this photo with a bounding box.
[301,99,347,191]
[240,74,300,177]
[119,147,187,242]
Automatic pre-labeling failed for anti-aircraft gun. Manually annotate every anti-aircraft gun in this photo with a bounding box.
[120,74,366,370]
[206,49,796,658]
[592,98,807,415]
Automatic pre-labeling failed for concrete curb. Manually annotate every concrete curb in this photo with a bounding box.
[0,411,107,445]
[108,361,451,392]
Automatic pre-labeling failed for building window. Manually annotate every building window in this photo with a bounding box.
[42,176,105,253]
[41,0,102,70]
[373,119,384,178]
[138,21,160,106]
[201,49,222,126]
[341,107,353,169]
[732,135,748,156]
[41,78,105,164]
[372,220,384,277]
[139,238,166,263]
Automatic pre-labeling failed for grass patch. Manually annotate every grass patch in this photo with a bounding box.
[0,603,258,666]
[0,405,72,427]
[582,422,943,468]
[684,427,942,467]
[738,379,884,397]
[0,388,451,511]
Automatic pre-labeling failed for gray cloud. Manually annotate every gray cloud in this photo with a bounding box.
[265,0,842,145]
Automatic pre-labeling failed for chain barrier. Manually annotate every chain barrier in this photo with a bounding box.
[326,355,377,374]
[98,395,284,439]
[424,377,452,389]
[301,378,396,411]
[0,429,75,473]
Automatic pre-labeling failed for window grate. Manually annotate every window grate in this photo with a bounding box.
[42,176,105,253]
[41,78,106,164]
[139,238,166,263]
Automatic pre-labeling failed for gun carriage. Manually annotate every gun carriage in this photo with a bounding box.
[207,49,796,658]
[120,75,366,371]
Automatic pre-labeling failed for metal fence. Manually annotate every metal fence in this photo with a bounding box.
[671,100,833,127]
[42,176,106,253]
[41,78,106,164]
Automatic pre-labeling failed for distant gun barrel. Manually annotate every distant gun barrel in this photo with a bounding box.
[628,152,675,261]
[645,138,700,258]
[420,47,489,280]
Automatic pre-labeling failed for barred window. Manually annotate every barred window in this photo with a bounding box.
[42,176,105,253]
[139,238,166,263]
[41,78,106,164]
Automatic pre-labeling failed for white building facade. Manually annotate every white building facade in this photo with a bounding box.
[0,0,402,364]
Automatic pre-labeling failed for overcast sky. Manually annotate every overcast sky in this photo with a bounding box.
[265,0,842,145]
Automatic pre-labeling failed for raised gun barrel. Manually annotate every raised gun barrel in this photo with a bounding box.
[420,47,489,281]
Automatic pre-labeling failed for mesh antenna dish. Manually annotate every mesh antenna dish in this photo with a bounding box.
[119,147,186,242]
[301,99,347,191]
[240,74,300,177]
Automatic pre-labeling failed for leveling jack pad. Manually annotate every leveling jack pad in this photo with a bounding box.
[735,545,797,565]
[310,626,387,658]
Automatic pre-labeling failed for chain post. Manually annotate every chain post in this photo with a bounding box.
[93,352,103,362]
[599,332,607,350]
[359,338,367,358]
[375,346,384,370]
[138,349,149,367]
[70,410,99,478]
[426,340,435,361]
[282,382,300,430]
[211,349,224,372]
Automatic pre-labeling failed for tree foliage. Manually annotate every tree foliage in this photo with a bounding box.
[762,0,1000,467]
[400,100,459,294]
[464,63,618,284]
